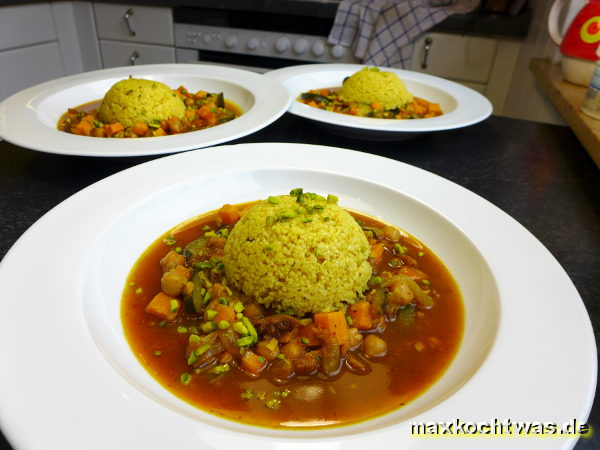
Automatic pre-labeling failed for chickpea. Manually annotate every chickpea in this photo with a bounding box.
[161,271,187,296]
[348,327,363,350]
[255,339,280,362]
[383,226,401,242]
[281,341,305,360]
[362,334,388,358]
[243,302,263,319]
[160,251,185,272]
[387,279,414,306]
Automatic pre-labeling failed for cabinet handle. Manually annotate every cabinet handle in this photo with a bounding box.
[124,8,136,36]
[130,50,140,66]
[421,37,433,69]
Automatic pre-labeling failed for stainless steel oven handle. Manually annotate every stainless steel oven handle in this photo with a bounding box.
[124,8,136,37]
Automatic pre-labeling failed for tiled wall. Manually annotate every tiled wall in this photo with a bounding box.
[502,0,584,124]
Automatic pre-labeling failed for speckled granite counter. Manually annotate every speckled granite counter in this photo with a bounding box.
[0,113,598,449]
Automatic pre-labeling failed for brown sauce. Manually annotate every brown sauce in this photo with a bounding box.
[121,204,463,429]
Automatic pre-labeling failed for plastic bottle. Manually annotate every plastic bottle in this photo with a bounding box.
[581,59,600,120]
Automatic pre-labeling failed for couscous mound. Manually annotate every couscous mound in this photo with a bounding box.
[338,67,413,110]
[97,78,185,127]
[222,190,372,316]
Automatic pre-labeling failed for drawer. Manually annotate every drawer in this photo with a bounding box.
[410,33,497,84]
[99,40,176,68]
[0,3,57,51]
[0,42,65,102]
[94,3,174,45]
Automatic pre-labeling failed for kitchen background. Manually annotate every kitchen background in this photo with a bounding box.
[0,0,584,126]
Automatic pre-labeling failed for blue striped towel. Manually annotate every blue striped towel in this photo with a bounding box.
[328,0,480,69]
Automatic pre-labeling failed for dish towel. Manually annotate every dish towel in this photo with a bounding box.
[328,0,480,69]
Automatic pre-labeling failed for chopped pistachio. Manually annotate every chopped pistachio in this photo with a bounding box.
[206,309,218,320]
[180,373,192,385]
[236,336,254,347]
[201,321,216,333]
[177,326,188,334]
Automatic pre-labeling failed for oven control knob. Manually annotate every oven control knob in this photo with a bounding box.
[202,34,212,44]
[225,36,237,48]
[247,38,260,51]
[312,40,325,56]
[275,37,290,53]
[293,38,309,55]
[331,44,345,59]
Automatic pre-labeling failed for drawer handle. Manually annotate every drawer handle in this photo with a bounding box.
[421,37,433,69]
[124,8,136,36]
[130,50,140,65]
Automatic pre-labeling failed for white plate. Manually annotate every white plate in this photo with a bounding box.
[0,64,292,157]
[0,143,595,450]
[265,64,492,139]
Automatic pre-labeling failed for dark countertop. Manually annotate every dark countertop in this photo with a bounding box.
[0,0,531,38]
[0,114,598,449]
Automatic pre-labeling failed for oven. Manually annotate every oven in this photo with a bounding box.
[173,2,360,73]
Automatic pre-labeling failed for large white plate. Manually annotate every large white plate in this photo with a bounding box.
[0,64,292,157]
[0,143,595,450]
[265,64,492,139]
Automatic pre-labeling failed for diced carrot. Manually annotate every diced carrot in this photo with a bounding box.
[104,122,124,137]
[415,97,429,107]
[167,117,183,134]
[427,102,442,115]
[348,301,372,330]
[371,101,382,111]
[348,106,359,115]
[132,121,149,136]
[240,350,267,374]
[218,204,241,225]
[314,311,349,345]
[319,89,330,96]
[196,105,213,120]
[370,243,385,264]
[411,102,427,115]
[213,304,236,323]
[73,120,94,136]
[153,127,167,137]
[207,236,227,249]
[145,292,180,322]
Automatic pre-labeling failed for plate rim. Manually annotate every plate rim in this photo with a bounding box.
[0,143,595,450]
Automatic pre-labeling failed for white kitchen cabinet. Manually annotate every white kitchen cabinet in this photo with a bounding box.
[99,40,176,68]
[0,3,64,102]
[410,32,521,114]
[93,3,175,67]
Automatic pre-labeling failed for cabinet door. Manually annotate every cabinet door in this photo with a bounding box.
[99,40,176,68]
[0,3,57,51]
[0,42,65,101]
[94,3,174,45]
[410,33,496,84]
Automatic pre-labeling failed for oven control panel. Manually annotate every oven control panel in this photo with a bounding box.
[174,23,360,65]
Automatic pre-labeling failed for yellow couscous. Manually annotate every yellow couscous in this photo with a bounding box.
[97,78,186,128]
[338,67,413,110]
[222,190,372,315]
